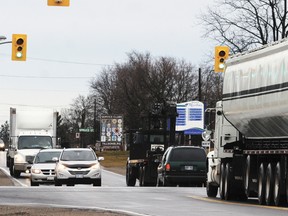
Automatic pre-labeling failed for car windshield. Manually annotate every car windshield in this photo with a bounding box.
[169,148,206,162]
[35,151,61,163]
[61,150,96,161]
[18,136,53,149]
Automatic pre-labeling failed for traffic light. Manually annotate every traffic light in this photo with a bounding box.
[214,46,230,72]
[12,34,27,61]
[47,0,70,6]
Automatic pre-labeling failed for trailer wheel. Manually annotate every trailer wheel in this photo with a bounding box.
[265,163,274,206]
[273,162,284,206]
[207,182,218,197]
[258,163,266,205]
[224,163,231,200]
[126,164,136,186]
[219,162,225,200]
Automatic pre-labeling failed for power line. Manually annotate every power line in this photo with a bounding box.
[0,53,114,67]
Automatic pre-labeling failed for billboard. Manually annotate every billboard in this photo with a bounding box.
[176,101,204,135]
[100,115,123,150]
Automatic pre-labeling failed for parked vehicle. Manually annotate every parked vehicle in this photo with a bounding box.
[157,146,206,187]
[0,139,5,151]
[30,149,62,186]
[54,148,104,186]
[6,108,58,177]
[205,40,288,206]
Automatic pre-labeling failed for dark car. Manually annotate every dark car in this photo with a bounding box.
[157,146,207,187]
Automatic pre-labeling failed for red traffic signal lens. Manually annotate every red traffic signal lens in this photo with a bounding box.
[16,38,24,45]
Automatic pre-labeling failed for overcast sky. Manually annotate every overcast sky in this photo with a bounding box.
[0,0,215,123]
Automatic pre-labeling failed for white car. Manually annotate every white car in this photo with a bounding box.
[54,148,104,186]
[30,149,63,186]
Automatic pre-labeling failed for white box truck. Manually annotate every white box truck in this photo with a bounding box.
[6,108,58,177]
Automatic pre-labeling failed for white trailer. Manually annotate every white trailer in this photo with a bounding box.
[6,108,58,177]
[206,39,288,206]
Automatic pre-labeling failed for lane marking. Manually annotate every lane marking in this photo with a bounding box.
[189,195,288,211]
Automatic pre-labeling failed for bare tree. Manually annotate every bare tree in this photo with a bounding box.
[200,0,288,53]
[90,51,199,130]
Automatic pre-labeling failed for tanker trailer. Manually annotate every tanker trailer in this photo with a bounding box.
[206,40,288,207]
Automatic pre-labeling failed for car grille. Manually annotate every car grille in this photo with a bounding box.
[68,170,90,175]
[41,169,55,175]
[26,156,35,164]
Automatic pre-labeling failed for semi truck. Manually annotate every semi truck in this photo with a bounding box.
[126,102,178,186]
[205,40,288,206]
[6,108,58,177]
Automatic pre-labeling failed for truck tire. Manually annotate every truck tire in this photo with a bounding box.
[206,182,218,197]
[224,163,231,200]
[126,164,136,186]
[219,162,225,200]
[273,162,284,206]
[265,163,274,206]
[258,163,266,205]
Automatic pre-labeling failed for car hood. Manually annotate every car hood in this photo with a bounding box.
[32,163,56,170]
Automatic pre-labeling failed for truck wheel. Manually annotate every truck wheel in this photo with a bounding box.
[224,163,231,200]
[207,182,218,197]
[6,155,10,167]
[219,162,225,200]
[126,165,136,186]
[265,163,274,206]
[258,163,266,205]
[273,162,284,206]
[12,166,21,178]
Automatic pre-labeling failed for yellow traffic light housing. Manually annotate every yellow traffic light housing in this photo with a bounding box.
[214,46,230,72]
[12,34,27,61]
[47,0,70,6]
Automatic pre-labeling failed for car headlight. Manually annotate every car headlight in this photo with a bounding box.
[31,168,42,174]
[91,163,99,169]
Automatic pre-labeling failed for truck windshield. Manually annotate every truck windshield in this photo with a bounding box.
[18,136,53,149]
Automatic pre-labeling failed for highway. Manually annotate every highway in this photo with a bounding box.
[0,151,287,216]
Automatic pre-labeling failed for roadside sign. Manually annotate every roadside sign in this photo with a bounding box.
[79,128,94,132]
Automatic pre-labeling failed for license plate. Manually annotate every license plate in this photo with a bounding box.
[185,166,194,171]
[47,176,54,181]
[75,174,84,178]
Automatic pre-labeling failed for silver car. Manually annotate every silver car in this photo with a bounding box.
[30,149,62,186]
[54,148,104,186]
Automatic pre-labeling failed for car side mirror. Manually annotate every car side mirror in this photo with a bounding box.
[52,157,59,162]
[98,156,104,161]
